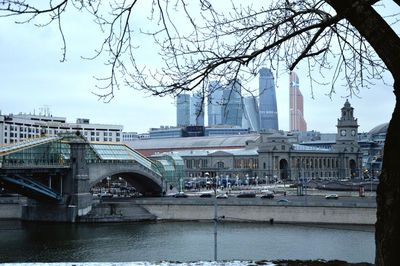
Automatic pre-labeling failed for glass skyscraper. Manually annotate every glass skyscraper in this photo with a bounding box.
[176,94,190,127]
[259,67,279,130]
[242,96,260,131]
[221,80,243,127]
[208,81,224,126]
[190,92,205,126]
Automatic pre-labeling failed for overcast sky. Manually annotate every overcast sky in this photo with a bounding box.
[0,2,397,134]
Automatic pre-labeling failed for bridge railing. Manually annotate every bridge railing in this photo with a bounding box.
[88,143,162,176]
[0,158,70,168]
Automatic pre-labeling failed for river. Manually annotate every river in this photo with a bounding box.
[0,220,374,263]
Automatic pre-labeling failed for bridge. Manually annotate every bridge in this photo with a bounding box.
[0,133,183,222]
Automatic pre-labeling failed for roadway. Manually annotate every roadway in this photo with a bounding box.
[101,192,376,208]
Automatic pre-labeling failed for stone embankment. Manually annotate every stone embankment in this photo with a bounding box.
[1,196,376,225]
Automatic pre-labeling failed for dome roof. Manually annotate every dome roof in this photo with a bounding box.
[369,122,389,135]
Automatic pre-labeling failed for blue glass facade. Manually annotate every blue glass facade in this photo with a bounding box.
[208,81,224,126]
[190,92,205,126]
[176,94,190,127]
[259,68,279,130]
[221,80,242,127]
[242,96,260,132]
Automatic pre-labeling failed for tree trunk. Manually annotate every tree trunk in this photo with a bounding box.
[324,1,400,265]
[375,80,400,265]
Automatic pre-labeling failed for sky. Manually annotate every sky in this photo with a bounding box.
[0,2,397,134]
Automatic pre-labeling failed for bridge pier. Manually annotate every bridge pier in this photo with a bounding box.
[22,200,78,222]
[21,136,93,222]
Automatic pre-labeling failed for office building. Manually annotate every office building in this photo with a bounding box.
[242,96,260,132]
[259,68,279,130]
[0,113,123,144]
[190,92,205,126]
[208,81,224,126]
[221,80,243,127]
[176,94,191,127]
[289,71,307,131]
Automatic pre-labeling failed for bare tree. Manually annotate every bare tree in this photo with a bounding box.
[1,0,400,264]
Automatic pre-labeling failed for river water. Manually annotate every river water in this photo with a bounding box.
[0,220,374,264]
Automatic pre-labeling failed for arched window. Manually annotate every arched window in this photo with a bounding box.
[216,161,225,169]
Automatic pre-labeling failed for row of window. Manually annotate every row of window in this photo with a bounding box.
[291,157,340,169]
[3,124,120,137]
[185,158,259,169]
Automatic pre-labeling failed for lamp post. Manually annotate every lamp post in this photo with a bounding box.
[207,172,218,261]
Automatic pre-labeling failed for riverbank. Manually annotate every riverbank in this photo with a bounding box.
[79,196,376,225]
[0,260,373,265]
[0,196,376,225]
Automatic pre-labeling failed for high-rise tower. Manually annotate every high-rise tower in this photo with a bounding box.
[176,94,190,127]
[242,96,260,131]
[190,92,205,126]
[221,80,243,127]
[289,71,307,131]
[259,68,278,130]
[208,81,224,126]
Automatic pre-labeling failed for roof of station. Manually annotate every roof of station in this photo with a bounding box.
[89,143,154,168]
[158,147,259,157]
[0,136,61,156]
[369,123,389,135]
[125,134,260,150]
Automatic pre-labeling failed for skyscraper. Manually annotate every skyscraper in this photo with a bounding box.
[190,92,205,126]
[176,94,190,127]
[208,81,224,126]
[259,68,279,130]
[289,71,307,131]
[221,80,243,127]
[242,96,260,131]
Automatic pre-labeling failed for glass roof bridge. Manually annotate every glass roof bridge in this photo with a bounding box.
[0,133,182,203]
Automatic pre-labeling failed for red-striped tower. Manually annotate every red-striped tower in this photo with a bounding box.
[289,71,307,132]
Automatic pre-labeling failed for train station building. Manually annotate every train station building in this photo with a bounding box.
[127,100,363,182]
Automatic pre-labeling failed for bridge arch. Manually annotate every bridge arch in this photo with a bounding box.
[88,163,163,196]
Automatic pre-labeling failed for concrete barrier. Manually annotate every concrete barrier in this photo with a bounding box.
[133,198,376,225]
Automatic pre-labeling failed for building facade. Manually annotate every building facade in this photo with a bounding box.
[148,101,363,182]
[242,96,260,132]
[289,71,307,132]
[259,67,279,130]
[0,113,123,144]
[190,92,205,126]
[176,94,191,127]
[221,80,243,127]
[208,81,224,126]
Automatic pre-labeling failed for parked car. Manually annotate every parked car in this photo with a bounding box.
[173,192,188,198]
[236,192,256,198]
[261,193,274,199]
[325,194,339,199]
[199,193,212,198]
[216,193,228,199]
[260,190,274,199]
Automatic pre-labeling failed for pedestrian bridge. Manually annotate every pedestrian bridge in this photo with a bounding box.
[0,133,183,204]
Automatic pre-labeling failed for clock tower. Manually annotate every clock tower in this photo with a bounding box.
[334,99,359,152]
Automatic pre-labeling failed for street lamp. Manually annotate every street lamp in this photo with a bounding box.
[205,172,218,261]
[106,176,111,192]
